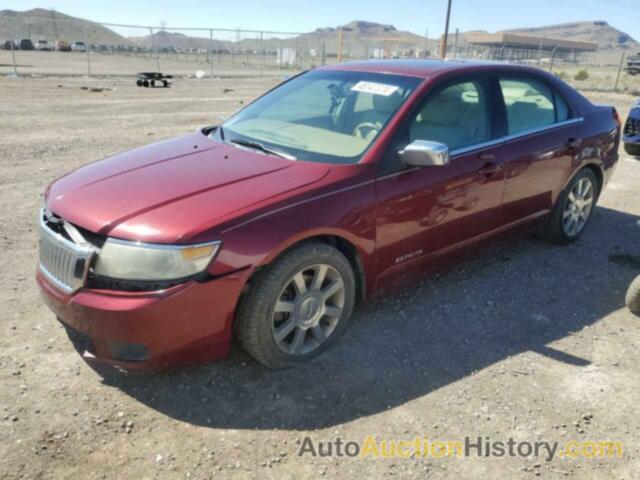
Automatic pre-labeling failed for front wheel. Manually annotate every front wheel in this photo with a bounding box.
[235,243,356,369]
[626,276,640,315]
[542,169,598,245]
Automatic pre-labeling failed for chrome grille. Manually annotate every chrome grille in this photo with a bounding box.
[39,210,95,293]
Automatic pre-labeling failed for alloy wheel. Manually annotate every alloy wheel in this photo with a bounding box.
[271,264,345,355]
[562,177,594,237]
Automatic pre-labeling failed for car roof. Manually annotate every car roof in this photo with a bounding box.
[320,59,540,79]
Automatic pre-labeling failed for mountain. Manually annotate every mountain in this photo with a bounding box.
[129,31,221,50]
[295,20,434,55]
[127,20,434,58]
[2,9,637,62]
[0,8,130,45]
[503,21,639,53]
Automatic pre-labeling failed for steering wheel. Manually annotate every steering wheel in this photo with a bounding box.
[353,122,380,139]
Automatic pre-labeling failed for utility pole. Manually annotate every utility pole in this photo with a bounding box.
[440,0,453,59]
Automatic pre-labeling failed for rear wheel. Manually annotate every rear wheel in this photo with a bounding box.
[235,243,356,369]
[542,169,598,244]
[626,276,640,315]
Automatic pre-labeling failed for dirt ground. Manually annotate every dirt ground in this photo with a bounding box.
[0,75,639,480]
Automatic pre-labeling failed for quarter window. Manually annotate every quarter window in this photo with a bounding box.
[555,94,570,122]
[408,81,491,151]
[499,78,564,134]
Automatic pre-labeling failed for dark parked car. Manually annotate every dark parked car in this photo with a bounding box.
[19,38,34,50]
[37,60,620,370]
[623,98,640,156]
[2,40,18,50]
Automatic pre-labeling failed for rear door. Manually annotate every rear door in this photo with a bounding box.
[496,76,583,229]
[375,77,507,287]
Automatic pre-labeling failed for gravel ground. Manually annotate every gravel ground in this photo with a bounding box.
[0,76,639,479]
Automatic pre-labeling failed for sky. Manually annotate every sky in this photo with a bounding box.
[3,0,639,39]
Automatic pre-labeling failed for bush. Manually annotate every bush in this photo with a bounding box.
[574,70,590,81]
[555,70,568,80]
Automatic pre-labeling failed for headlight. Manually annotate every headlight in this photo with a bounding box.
[93,238,221,281]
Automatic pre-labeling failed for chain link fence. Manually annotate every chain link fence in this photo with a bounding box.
[1,15,638,93]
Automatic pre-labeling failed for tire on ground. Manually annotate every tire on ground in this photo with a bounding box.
[626,275,640,315]
[235,242,356,369]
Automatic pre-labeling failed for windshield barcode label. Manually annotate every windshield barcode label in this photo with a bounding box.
[351,81,399,96]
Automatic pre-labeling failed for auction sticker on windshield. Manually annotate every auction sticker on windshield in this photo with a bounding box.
[351,81,399,96]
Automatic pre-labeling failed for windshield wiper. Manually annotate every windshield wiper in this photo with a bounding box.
[229,138,297,161]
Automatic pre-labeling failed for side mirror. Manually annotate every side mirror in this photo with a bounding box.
[399,140,449,167]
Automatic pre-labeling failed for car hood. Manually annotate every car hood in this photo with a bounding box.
[46,132,331,243]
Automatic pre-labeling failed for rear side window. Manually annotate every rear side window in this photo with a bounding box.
[499,78,558,134]
[408,80,491,150]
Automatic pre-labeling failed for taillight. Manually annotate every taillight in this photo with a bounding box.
[613,108,622,128]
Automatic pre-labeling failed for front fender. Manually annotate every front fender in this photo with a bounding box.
[208,177,378,294]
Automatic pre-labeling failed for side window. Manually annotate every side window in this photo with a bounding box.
[408,81,491,151]
[499,78,557,134]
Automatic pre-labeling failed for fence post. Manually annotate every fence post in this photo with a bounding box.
[86,38,92,76]
[10,39,18,76]
[615,52,626,92]
[321,43,326,66]
[260,31,265,76]
[548,45,559,73]
[209,29,214,77]
[337,28,344,63]
[453,28,459,58]
[149,27,161,72]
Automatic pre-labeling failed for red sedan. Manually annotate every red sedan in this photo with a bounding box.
[37,60,620,370]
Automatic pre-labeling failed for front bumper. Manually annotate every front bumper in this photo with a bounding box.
[36,268,251,370]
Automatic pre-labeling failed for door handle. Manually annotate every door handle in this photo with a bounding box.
[477,162,503,176]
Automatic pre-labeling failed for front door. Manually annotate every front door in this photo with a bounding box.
[375,78,506,288]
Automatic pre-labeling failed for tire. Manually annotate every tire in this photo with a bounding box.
[136,79,143,87]
[542,168,598,245]
[626,276,640,315]
[235,242,356,369]
[624,143,640,157]
[143,80,149,87]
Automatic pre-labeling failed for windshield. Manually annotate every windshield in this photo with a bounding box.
[217,70,421,164]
